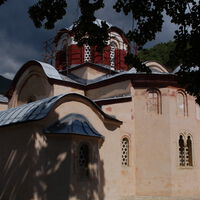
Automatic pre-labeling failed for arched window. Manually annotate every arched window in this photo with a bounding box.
[79,144,89,177]
[84,44,91,62]
[177,90,188,116]
[110,42,117,68]
[147,89,162,114]
[121,137,129,167]
[186,136,193,166]
[178,134,193,167]
[179,135,185,166]
[195,103,200,120]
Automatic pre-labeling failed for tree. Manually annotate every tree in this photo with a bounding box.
[138,41,180,71]
[0,0,200,103]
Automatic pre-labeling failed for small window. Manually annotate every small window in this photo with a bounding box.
[84,44,91,62]
[79,144,89,177]
[147,89,161,114]
[178,134,193,167]
[179,135,185,166]
[177,90,188,116]
[110,42,117,68]
[122,138,129,167]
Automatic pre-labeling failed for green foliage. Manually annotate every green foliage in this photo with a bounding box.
[125,53,151,73]
[138,41,180,71]
[28,0,67,29]
[0,0,7,6]
[72,0,109,51]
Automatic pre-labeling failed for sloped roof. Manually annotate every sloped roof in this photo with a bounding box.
[173,65,199,74]
[8,60,176,99]
[45,113,103,138]
[0,95,63,127]
[0,93,122,127]
[12,60,62,83]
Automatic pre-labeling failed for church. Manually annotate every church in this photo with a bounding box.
[0,20,200,200]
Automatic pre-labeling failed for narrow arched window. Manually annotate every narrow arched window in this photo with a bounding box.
[122,138,129,167]
[147,89,161,114]
[178,134,193,167]
[110,42,117,68]
[177,90,188,116]
[79,144,89,177]
[186,136,193,166]
[84,44,91,62]
[179,135,185,166]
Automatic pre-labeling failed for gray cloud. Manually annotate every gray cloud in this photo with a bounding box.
[0,0,177,79]
[0,30,39,77]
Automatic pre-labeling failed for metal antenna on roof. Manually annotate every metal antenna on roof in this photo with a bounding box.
[43,37,56,65]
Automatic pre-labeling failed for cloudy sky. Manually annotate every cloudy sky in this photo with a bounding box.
[0,0,177,79]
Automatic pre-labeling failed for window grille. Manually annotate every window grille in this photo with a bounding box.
[178,134,193,167]
[179,135,185,166]
[79,144,89,168]
[84,45,91,62]
[122,138,129,166]
[110,42,117,67]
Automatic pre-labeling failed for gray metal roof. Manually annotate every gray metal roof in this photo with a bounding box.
[35,60,62,80]
[173,65,199,74]
[0,95,64,127]
[58,62,171,86]
[67,63,117,73]
[45,113,103,138]
[0,93,122,127]
[0,95,8,103]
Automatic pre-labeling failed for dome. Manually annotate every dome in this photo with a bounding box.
[54,19,129,71]
[68,18,112,31]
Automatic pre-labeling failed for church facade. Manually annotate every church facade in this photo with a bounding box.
[0,20,200,200]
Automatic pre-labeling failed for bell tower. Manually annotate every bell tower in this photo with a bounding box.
[54,20,130,71]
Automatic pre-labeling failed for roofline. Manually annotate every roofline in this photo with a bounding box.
[6,60,63,99]
[7,60,179,99]
[86,73,178,89]
[95,95,132,106]
[144,61,169,73]
[0,93,122,128]
[54,93,123,127]
[54,25,130,46]
[109,26,129,45]
[49,73,178,90]
[7,60,39,98]
[61,62,117,74]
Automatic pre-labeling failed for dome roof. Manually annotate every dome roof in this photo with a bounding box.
[68,18,112,31]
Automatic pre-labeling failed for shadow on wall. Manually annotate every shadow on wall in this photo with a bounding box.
[0,127,37,200]
[0,128,105,200]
